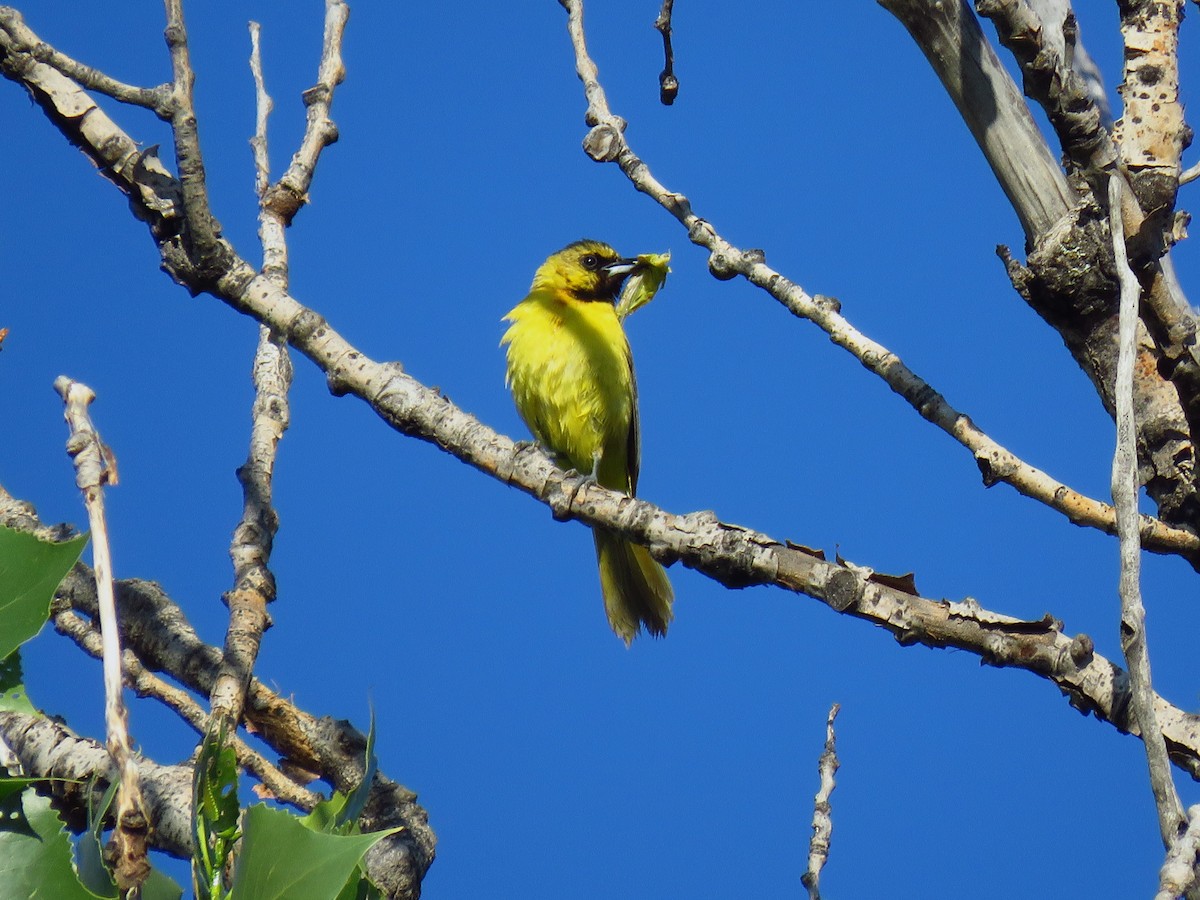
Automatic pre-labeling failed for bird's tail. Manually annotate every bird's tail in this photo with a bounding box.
[593,528,674,646]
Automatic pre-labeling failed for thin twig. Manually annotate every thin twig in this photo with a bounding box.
[1183,161,1200,186]
[801,703,840,900]
[248,22,272,200]
[264,0,348,228]
[54,609,320,810]
[556,0,1200,567]
[1157,805,1200,900]
[0,7,171,116]
[207,21,291,735]
[653,0,677,105]
[54,377,150,892]
[1108,174,1184,848]
[208,3,346,731]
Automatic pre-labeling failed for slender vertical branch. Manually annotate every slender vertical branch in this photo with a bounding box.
[54,377,150,893]
[801,703,841,900]
[208,22,291,734]
[162,0,226,278]
[1108,175,1184,849]
[209,4,347,732]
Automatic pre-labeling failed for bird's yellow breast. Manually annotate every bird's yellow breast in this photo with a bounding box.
[502,289,634,489]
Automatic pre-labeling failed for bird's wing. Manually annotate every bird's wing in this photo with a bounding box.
[626,347,640,496]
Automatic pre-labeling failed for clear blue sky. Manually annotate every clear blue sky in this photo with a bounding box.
[4,2,1199,897]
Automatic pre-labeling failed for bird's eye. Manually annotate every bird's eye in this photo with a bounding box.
[580,254,600,271]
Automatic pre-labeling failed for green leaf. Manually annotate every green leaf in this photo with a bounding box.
[301,790,350,836]
[0,650,36,714]
[232,804,400,900]
[0,775,41,840]
[0,524,88,660]
[193,724,241,900]
[332,867,385,900]
[75,778,119,898]
[301,710,377,837]
[338,712,377,830]
[141,866,184,900]
[0,788,96,899]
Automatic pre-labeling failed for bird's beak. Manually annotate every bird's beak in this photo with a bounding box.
[601,258,638,292]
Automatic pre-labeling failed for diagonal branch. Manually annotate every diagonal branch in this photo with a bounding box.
[53,608,319,810]
[884,0,1200,536]
[0,7,170,115]
[555,0,1200,566]
[0,711,194,859]
[974,0,1117,184]
[879,0,1075,241]
[263,0,347,228]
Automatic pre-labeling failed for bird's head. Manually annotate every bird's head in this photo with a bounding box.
[531,239,637,303]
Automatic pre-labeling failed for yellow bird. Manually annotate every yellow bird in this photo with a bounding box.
[502,240,674,644]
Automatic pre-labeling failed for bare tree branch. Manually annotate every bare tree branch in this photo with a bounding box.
[879,0,1074,239]
[54,377,150,892]
[162,0,227,280]
[7,5,1200,790]
[207,19,290,741]
[263,0,347,228]
[0,7,170,115]
[1109,174,1185,847]
[1114,0,1186,222]
[975,0,1117,184]
[1027,0,1112,122]
[209,2,347,733]
[557,0,1200,564]
[59,571,433,892]
[4,7,1200,894]
[0,710,193,859]
[0,13,183,231]
[801,703,840,900]
[882,0,1200,538]
[0,485,435,897]
[653,0,677,105]
[53,609,320,810]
